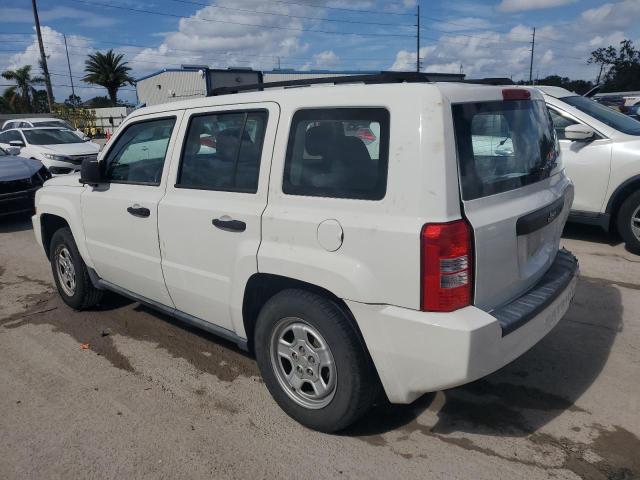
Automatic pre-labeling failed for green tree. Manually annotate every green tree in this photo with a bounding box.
[84,95,113,108]
[64,93,82,109]
[83,50,134,106]
[589,40,640,92]
[588,46,617,84]
[1,65,44,112]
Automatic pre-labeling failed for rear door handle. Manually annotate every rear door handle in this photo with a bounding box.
[212,217,246,232]
[127,205,150,218]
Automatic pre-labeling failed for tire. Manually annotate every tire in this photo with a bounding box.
[49,227,103,310]
[616,190,640,253]
[254,289,379,433]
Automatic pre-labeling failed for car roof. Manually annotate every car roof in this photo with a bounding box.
[533,86,578,98]
[128,81,544,119]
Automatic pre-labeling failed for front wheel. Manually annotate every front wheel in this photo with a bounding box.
[617,190,640,253]
[50,227,103,309]
[254,289,379,433]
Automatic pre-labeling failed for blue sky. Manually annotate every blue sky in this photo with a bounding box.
[1,0,639,103]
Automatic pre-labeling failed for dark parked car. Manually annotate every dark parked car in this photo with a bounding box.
[0,147,51,217]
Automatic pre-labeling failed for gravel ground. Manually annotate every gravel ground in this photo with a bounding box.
[0,215,639,480]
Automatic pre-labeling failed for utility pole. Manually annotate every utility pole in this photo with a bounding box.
[31,0,54,112]
[416,4,421,72]
[63,34,76,105]
[529,27,536,85]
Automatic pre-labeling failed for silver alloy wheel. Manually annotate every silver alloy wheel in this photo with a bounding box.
[56,246,76,297]
[631,205,640,241]
[270,317,337,409]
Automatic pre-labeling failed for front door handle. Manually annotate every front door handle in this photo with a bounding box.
[212,217,246,232]
[127,205,150,218]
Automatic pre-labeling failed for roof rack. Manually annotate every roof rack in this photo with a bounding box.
[210,71,511,96]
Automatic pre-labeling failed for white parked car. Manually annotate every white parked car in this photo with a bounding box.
[0,127,101,175]
[535,86,640,251]
[32,75,578,432]
[2,117,89,141]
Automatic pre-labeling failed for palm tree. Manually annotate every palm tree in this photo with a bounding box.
[1,65,44,112]
[83,50,134,106]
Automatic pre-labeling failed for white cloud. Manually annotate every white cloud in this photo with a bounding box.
[498,0,577,12]
[313,50,339,68]
[433,17,492,33]
[132,0,318,73]
[1,26,139,103]
[389,0,640,81]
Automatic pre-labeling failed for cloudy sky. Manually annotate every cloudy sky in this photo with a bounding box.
[1,0,639,103]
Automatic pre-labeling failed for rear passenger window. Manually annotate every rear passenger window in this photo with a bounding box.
[177,110,268,193]
[283,108,389,200]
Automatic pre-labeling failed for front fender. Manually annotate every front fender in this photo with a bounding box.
[35,186,93,268]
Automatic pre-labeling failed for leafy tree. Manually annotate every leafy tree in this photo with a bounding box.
[0,88,19,113]
[64,94,82,109]
[1,65,44,112]
[589,40,640,92]
[83,50,134,106]
[535,75,594,95]
[588,46,617,84]
[83,95,114,108]
[32,90,49,113]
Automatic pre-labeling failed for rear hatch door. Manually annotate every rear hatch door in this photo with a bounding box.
[452,89,573,311]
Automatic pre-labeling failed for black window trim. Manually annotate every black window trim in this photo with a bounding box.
[103,115,178,187]
[282,107,390,201]
[547,104,606,141]
[174,108,269,194]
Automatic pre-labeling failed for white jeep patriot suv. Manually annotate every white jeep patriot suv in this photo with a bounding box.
[33,74,578,432]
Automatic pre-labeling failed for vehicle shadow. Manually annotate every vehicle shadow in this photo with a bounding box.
[0,214,33,233]
[346,276,623,437]
[562,222,621,247]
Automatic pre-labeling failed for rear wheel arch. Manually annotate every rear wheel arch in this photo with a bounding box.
[606,175,640,228]
[40,214,71,259]
[242,274,371,359]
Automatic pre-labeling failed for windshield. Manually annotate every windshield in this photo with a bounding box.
[23,129,83,145]
[453,99,559,201]
[34,120,73,129]
[563,96,640,136]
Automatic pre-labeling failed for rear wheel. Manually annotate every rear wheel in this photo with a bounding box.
[616,190,640,253]
[254,289,378,432]
[50,227,102,309]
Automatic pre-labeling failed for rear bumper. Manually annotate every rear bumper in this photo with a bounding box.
[347,249,579,404]
[0,188,38,217]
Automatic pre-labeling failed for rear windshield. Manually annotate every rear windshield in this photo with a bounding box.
[563,95,640,136]
[34,120,73,129]
[23,129,82,145]
[453,99,559,201]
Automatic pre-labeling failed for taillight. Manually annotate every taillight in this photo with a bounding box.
[421,220,473,312]
[502,88,531,101]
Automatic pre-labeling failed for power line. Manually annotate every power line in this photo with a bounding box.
[61,0,416,38]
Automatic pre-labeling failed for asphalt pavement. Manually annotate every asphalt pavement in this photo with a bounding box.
[1,215,639,480]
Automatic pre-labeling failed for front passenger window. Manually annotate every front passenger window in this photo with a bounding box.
[105,117,176,185]
[548,109,577,140]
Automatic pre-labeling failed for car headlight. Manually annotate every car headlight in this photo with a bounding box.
[42,153,71,162]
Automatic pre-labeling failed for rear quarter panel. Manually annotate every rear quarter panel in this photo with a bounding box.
[258,84,459,309]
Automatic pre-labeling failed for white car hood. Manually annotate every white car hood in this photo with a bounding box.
[44,171,83,187]
[40,142,101,156]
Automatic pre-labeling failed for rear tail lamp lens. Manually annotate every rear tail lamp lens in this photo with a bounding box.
[421,220,473,312]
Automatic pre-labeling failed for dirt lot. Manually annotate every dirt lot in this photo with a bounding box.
[1,215,639,480]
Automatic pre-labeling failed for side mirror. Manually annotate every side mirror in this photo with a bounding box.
[79,158,103,186]
[9,140,25,148]
[564,124,595,141]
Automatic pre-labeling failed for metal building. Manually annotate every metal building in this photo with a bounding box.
[135,67,467,107]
